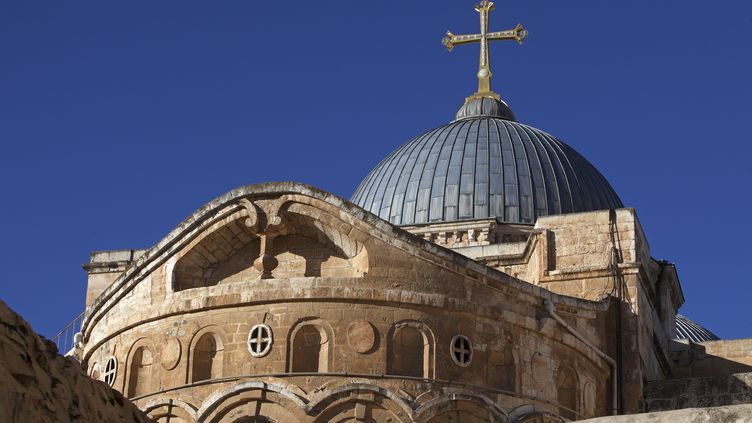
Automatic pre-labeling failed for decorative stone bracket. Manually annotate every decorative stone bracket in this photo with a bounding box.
[236,194,368,280]
[238,197,291,279]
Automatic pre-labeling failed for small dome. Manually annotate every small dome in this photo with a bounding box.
[675,314,720,343]
[456,97,516,121]
[351,116,623,226]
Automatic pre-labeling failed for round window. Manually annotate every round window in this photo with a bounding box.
[450,335,473,367]
[103,356,117,386]
[247,324,273,357]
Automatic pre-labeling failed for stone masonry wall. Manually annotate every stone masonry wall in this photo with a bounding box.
[643,372,752,412]
[464,208,673,413]
[81,185,616,421]
[671,339,752,378]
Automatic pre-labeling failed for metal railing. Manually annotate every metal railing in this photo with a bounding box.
[51,311,84,356]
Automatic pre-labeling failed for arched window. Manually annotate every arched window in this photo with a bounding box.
[583,381,596,417]
[127,346,153,397]
[88,362,100,381]
[291,324,328,373]
[557,366,578,420]
[388,323,432,378]
[192,333,223,382]
[488,347,516,392]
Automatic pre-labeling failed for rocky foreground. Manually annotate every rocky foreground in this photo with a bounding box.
[581,403,752,423]
[0,300,151,423]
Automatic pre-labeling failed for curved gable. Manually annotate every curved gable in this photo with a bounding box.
[81,182,607,356]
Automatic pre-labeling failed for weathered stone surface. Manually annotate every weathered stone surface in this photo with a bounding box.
[79,185,614,421]
[671,340,752,378]
[347,319,376,354]
[580,404,752,423]
[0,300,150,423]
[643,372,752,411]
[71,183,752,421]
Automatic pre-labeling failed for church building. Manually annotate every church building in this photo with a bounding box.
[69,2,752,422]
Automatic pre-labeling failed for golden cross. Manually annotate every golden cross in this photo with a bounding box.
[442,1,527,100]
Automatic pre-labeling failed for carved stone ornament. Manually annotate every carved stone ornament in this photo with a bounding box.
[451,334,473,367]
[247,324,273,357]
[161,337,181,370]
[237,197,292,279]
[103,356,117,386]
[347,320,376,354]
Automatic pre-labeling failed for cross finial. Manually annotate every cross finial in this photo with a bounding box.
[442,1,528,101]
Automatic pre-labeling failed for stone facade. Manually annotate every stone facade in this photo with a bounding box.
[77,183,619,422]
[450,209,683,412]
[72,182,752,422]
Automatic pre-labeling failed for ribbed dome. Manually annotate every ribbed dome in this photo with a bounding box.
[456,97,516,121]
[675,314,720,343]
[351,117,623,226]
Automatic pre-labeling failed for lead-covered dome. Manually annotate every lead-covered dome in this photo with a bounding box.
[351,104,622,226]
[675,314,720,343]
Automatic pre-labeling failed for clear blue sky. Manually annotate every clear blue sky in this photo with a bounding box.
[1,1,750,340]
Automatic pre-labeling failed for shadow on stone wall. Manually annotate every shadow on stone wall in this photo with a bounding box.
[644,372,752,411]
[669,339,752,379]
